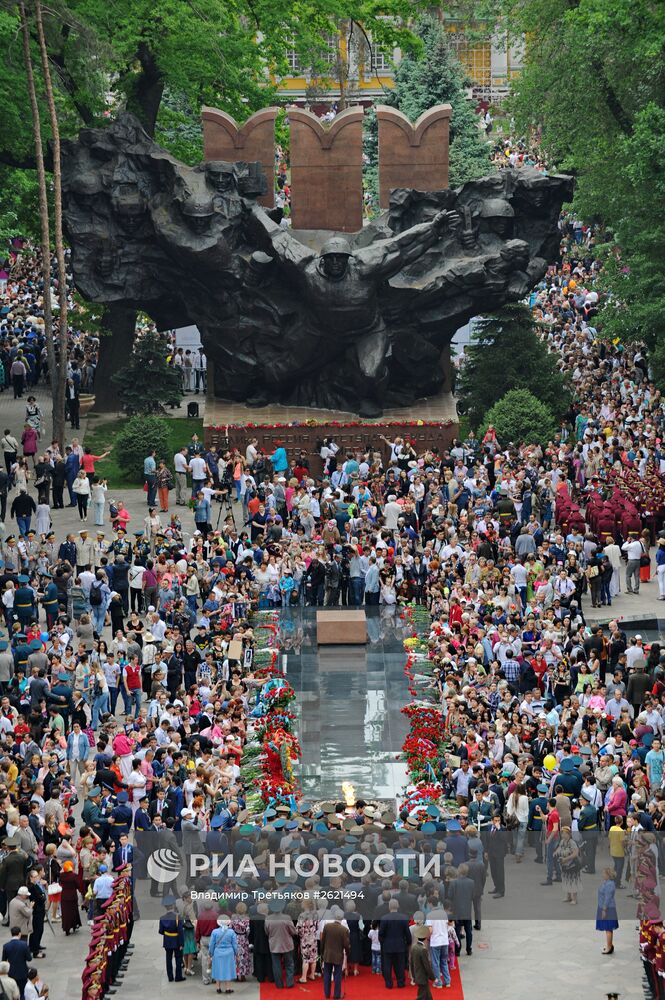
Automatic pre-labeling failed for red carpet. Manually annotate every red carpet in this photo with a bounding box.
[259,965,464,1000]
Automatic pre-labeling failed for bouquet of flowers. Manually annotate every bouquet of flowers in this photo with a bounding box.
[262,681,296,711]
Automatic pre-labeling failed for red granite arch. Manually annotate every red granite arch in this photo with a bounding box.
[201,106,279,207]
[376,104,452,208]
[288,108,364,231]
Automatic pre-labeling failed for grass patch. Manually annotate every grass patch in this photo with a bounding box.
[84,415,204,489]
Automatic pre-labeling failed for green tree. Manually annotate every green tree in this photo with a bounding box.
[480,389,556,447]
[111,330,183,414]
[383,15,492,186]
[456,304,570,429]
[461,0,665,379]
[114,414,169,481]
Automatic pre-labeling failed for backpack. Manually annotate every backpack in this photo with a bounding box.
[89,582,103,606]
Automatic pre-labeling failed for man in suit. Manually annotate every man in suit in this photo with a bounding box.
[320,907,350,1000]
[409,925,435,1000]
[158,896,185,983]
[148,788,172,822]
[466,846,487,931]
[395,878,419,916]
[0,838,29,922]
[486,813,507,898]
[447,864,475,956]
[378,899,411,989]
[112,833,134,872]
[265,905,298,988]
[2,925,31,996]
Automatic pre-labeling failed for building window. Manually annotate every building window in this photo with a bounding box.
[285,48,302,73]
[447,30,491,86]
[320,33,339,68]
[362,38,394,78]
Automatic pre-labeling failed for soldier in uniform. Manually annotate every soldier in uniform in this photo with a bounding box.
[555,756,584,798]
[110,528,131,560]
[0,640,13,695]
[3,536,20,574]
[132,531,150,567]
[13,575,36,630]
[409,925,435,1000]
[108,790,133,846]
[24,530,39,571]
[39,572,60,628]
[12,632,31,675]
[153,532,170,558]
[158,895,185,982]
[94,532,108,568]
[82,786,109,841]
[42,530,57,567]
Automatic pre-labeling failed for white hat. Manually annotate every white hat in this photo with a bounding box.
[180,807,194,818]
[17,886,30,896]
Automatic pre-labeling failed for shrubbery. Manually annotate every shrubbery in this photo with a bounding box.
[114,415,169,481]
[480,389,557,447]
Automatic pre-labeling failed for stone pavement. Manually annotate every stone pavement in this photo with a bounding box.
[585,566,664,628]
[65,911,640,1000]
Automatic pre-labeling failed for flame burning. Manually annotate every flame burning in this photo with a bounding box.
[342,782,356,808]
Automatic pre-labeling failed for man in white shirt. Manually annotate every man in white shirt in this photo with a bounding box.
[173,448,189,506]
[245,438,258,468]
[621,535,644,594]
[189,454,208,497]
[626,636,646,670]
[425,908,450,988]
[383,495,402,529]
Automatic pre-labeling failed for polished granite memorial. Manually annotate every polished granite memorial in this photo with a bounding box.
[274,606,412,802]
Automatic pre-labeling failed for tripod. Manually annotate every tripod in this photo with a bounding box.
[214,489,234,529]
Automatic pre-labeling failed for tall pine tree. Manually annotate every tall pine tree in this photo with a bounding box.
[112,329,184,414]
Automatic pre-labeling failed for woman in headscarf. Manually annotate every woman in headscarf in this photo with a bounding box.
[59,859,82,935]
[209,914,238,994]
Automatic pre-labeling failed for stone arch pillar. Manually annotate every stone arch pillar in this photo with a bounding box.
[376,104,452,208]
[288,108,364,231]
[201,106,279,207]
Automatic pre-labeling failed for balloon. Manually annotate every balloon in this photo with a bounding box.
[40,632,49,642]
[543,754,557,772]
